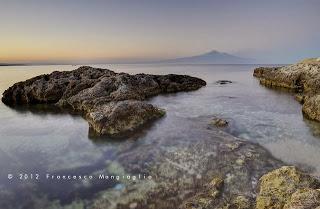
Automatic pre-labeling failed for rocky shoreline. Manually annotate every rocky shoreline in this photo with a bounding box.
[253,58,320,122]
[1,66,206,136]
[2,65,320,208]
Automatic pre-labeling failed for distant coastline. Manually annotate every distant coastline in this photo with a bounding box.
[0,63,26,66]
[0,62,288,67]
[0,63,76,66]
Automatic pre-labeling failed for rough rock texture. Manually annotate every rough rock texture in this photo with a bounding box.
[253,58,320,122]
[89,123,284,209]
[283,188,320,209]
[86,100,166,136]
[1,66,206,136]
[256,166,320,209]
[210,117,229,127]
[182,177,224,209]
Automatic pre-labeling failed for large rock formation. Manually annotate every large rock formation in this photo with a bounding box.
[1,66,206,136]
[253,58,320,122]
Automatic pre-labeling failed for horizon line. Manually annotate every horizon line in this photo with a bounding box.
[0,62,290,67]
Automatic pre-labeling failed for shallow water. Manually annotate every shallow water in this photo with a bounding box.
[0,64,320,207]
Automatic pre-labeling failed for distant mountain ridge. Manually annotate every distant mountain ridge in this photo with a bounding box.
[159,50,255,64]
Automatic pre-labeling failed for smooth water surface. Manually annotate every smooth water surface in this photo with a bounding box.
[0,64,320,207]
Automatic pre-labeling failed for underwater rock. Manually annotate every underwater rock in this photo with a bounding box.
[210,117,229,127]
[7,113,318,209]
[90,126,284,209]
[253,58,320,122]
[182,177,224,209]
[1,66,206,136]
[231,195,251,209]
[256,166,320,209]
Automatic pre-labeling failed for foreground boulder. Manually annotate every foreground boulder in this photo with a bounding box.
[1,66,206,136]
[253,58,320,122]
[86,100,165,136]
[256,166,320,209]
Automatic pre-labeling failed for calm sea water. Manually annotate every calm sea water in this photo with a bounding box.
[0,64,320,207]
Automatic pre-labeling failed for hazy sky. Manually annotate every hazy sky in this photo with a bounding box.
[0,0,319,63]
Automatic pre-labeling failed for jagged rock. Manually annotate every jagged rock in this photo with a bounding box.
[256,166,320,209]
[253,58,320,122]
[1,66,206,136]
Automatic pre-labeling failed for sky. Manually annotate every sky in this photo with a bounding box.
[0,0,319,64]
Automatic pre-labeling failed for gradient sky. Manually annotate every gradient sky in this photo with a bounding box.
[0,0,319,64]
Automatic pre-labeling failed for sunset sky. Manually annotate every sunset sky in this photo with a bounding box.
[0,0,319,64]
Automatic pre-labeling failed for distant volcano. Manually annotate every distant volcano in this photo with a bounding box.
[159,50,255,64]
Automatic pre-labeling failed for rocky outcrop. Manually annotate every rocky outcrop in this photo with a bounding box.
[256,166,320,209]
[253,58,320,122]
[1,66,206,136]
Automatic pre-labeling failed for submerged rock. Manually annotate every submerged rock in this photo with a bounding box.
[215,80,233,85]
[2,109,318,209]
[231,195,251,209]
[1,66,206,136]
[182,177,224,209]
[256,166,320,209]
[210,117,229,127]
[89,123,284,209]
[253,58,320,122]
